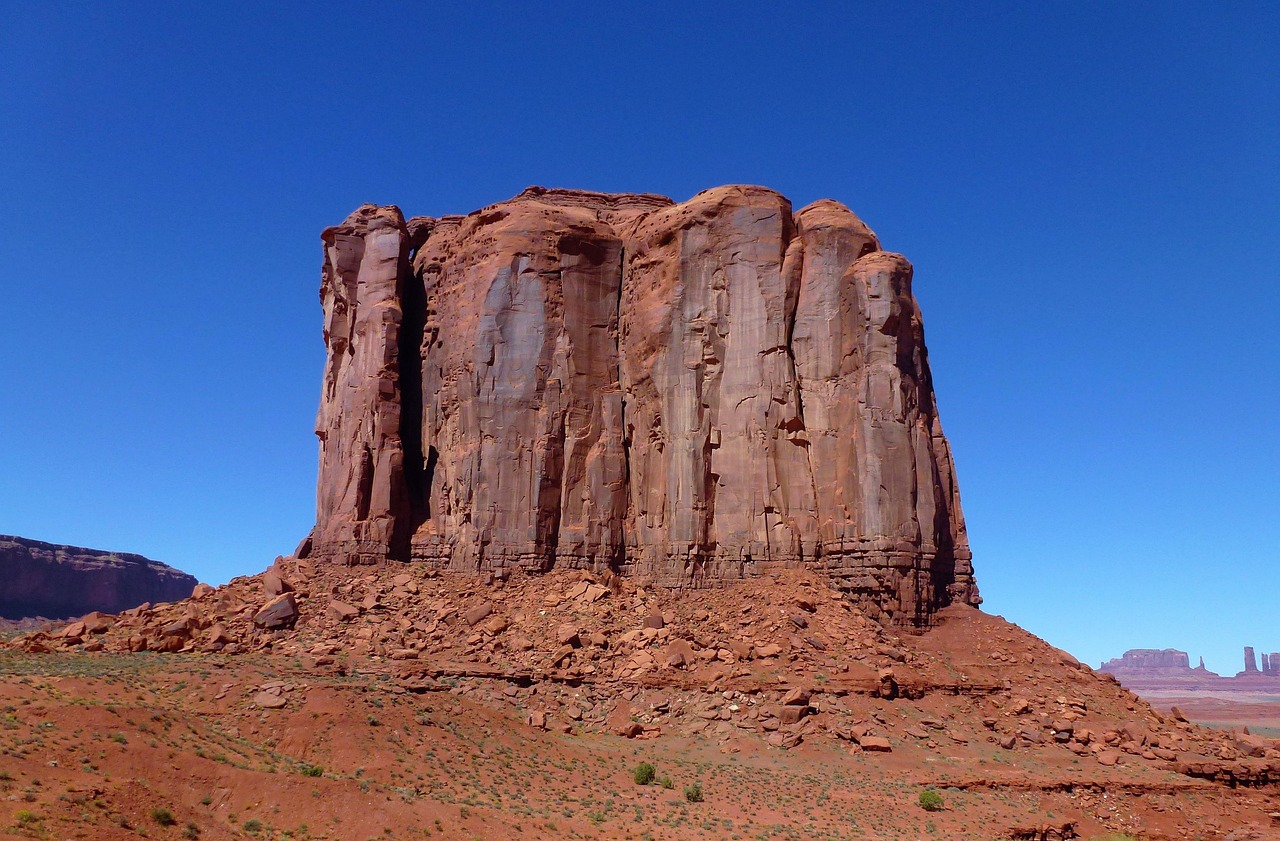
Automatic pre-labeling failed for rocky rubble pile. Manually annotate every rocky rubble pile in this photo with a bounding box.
[9,558,1279,789]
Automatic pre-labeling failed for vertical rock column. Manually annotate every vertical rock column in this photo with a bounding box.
[618,186,818,584]
[310,205,413,564]
[410,201,628,572]
[792,201,976,623]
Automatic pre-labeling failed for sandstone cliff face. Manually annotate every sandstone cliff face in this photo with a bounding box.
[0,535,197,619]
[304,186,978,625]
[312,205,414,564]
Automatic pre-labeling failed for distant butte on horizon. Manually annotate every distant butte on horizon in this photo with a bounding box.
[297,185,979,627]
[1100,645,1280,687]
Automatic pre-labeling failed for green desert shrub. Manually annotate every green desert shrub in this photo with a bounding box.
[632,762,655,785]
[918,789,944,811]
[683,781,703,803]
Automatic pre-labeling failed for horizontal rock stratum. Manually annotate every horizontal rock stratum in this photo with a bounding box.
[0,534,197,620]
[300,186,979,625]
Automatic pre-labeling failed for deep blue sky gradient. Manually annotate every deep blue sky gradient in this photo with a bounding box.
[2,2,1277,673]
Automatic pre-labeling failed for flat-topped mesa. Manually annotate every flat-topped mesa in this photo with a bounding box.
[0,535,197,620]
[302,186,979,625]
[1099,649,1195,673]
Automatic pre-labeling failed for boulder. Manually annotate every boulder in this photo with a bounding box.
[261,571,293,598]
[328,600,359,621]
[463,604,493,626]
[253,594,298,630]
[555,625,581,647]
[781,688,811,707]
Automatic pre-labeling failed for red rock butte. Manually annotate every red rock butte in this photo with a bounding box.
[298,186,979,626]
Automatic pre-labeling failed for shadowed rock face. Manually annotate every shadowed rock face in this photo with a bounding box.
[302,186,978,625]
[0,535,197,619]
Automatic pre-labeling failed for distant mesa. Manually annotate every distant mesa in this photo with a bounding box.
[1099,645,1280,692]
[0,534,198,621]
[1098,648,1215,676]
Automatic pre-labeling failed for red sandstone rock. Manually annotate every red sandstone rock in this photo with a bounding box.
[328,600,359,621]
[253,594,298,630]
[859,735,892,752]
[782,688,811,707]
[303,187,979,625]
[1100,645,1280,701]
[261,570,293,597]
[311,205,415,564]
[1097,750,1121,766]
[0,534,197,620]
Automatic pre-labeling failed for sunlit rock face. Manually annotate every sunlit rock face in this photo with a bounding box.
[302,186,978,626]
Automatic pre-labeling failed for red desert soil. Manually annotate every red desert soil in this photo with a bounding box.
[3,562,1279,840]
[1141,691,1280,740]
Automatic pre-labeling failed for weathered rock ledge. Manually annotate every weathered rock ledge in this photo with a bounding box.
[303,186,979,626]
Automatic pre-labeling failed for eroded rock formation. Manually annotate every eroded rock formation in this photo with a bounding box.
[1099,649,1200,674]
[302,186,979,625]
[311,205,415,564]
[1236,646,1280,678]
[0,535,197,619]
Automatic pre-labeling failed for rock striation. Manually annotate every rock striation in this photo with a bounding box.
[0,535,198,620]
[301,186,979,625]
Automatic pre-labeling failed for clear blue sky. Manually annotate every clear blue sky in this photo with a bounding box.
[2,2,1276,674]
